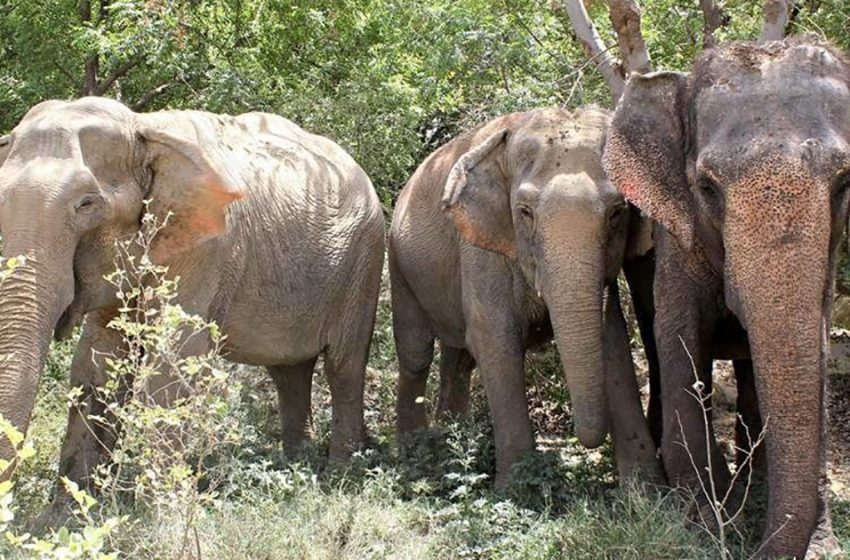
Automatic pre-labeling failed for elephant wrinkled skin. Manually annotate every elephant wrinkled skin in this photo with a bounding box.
[0,97,385,492]
[603,38,850,558]
[390,106,661,486]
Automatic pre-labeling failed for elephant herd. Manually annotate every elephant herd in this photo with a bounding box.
[0,37,847,558]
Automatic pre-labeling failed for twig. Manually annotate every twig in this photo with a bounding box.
[674,335,773,559]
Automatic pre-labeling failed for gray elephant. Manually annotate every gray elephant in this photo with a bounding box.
[0,97,385,490]
[389,106,660,485]
[603,38,849,558]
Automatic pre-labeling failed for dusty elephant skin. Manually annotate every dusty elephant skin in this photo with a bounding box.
[390,106,662,486]
[0,97,385,492]
[603,38,850,558]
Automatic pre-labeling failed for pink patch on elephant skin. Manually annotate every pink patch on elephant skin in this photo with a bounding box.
[617,179,644,208]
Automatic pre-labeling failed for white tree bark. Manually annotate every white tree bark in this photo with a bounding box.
[608,0,652,74]
[561,0,625,101]
[759,0,788,42]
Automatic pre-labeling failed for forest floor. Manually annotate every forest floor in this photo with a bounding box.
[4,278,850,558]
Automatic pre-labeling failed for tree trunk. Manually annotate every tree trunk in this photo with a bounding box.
[760,0,789,42]
[608,0,652,74]
[78,0,100,96]
[699,0,725,49]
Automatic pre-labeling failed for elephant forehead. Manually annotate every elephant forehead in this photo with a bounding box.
[0,157,95,196]
[695,79,848,146]
[696,129,850,189]
[692,46,850,154]
[10,113,134,171]
[533,172,618,212]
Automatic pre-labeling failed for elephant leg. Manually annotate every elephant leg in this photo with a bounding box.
[603,283,663,483]
[467,325,530,488]
[436,346,475,420]
[655,242,730,495]
[624,252,662,448]
[461,250,532,487]
[323,346,368,461]
[391,260,436,434]
[463,291,531,488]
[323,250,381,462]
[268,358,317,451]
[58,311,126,495]
[732,359,766,481]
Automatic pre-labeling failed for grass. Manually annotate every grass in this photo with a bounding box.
[5,286,850,559]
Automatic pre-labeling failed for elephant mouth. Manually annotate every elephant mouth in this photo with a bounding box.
[54,300,84,341]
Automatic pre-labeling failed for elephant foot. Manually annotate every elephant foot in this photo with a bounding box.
[396,411,428,435]
[805,522,842,559]
[614,450,665,486]
[29,493,75,534]
[328,430,367,463]
[493,470,511,490]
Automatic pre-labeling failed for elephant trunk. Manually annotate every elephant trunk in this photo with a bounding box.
[542,246,607,448]
[0,245,74,477]
[739,285,825,558]
[726,219,828,558]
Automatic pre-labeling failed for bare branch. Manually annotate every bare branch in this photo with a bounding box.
[131,82,174,112]
[558,0,625,102]
[760,0,789,42]
[52,60,81,90]
[699,0,726,49]
[97,56,143,95]
[608,0,652,74]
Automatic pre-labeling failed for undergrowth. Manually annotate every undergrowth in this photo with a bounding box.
[0,252,848,558]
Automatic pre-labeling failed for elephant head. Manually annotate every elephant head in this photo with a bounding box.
[603,39,850,556]
[442,107,649,448]
[0,97,242,472]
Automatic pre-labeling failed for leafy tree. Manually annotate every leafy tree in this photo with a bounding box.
[2,0,849,201]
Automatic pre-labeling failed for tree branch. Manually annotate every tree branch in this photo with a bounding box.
[699,0,726,49]
[558,0,625,102]
[131,82,174,112]
[97,56,143,95]
[608,0,652,75]
[759,0,788,42]
[53,60,80,90]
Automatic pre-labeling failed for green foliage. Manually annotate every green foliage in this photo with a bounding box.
[3,0,849,203]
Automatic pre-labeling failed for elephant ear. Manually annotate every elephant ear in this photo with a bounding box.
[0,135,11,168]
[603,71,695,250]
[442,128,515,259]
[137,114,243,262]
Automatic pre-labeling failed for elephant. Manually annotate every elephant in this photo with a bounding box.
[389,105,661,486]
[603,38,849,558]
[0,97,385,492]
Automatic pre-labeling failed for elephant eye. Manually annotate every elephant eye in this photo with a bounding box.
[608,205,627,230]
[698,176,721,200]
[75,194,99,212]
[517,205,533,221]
